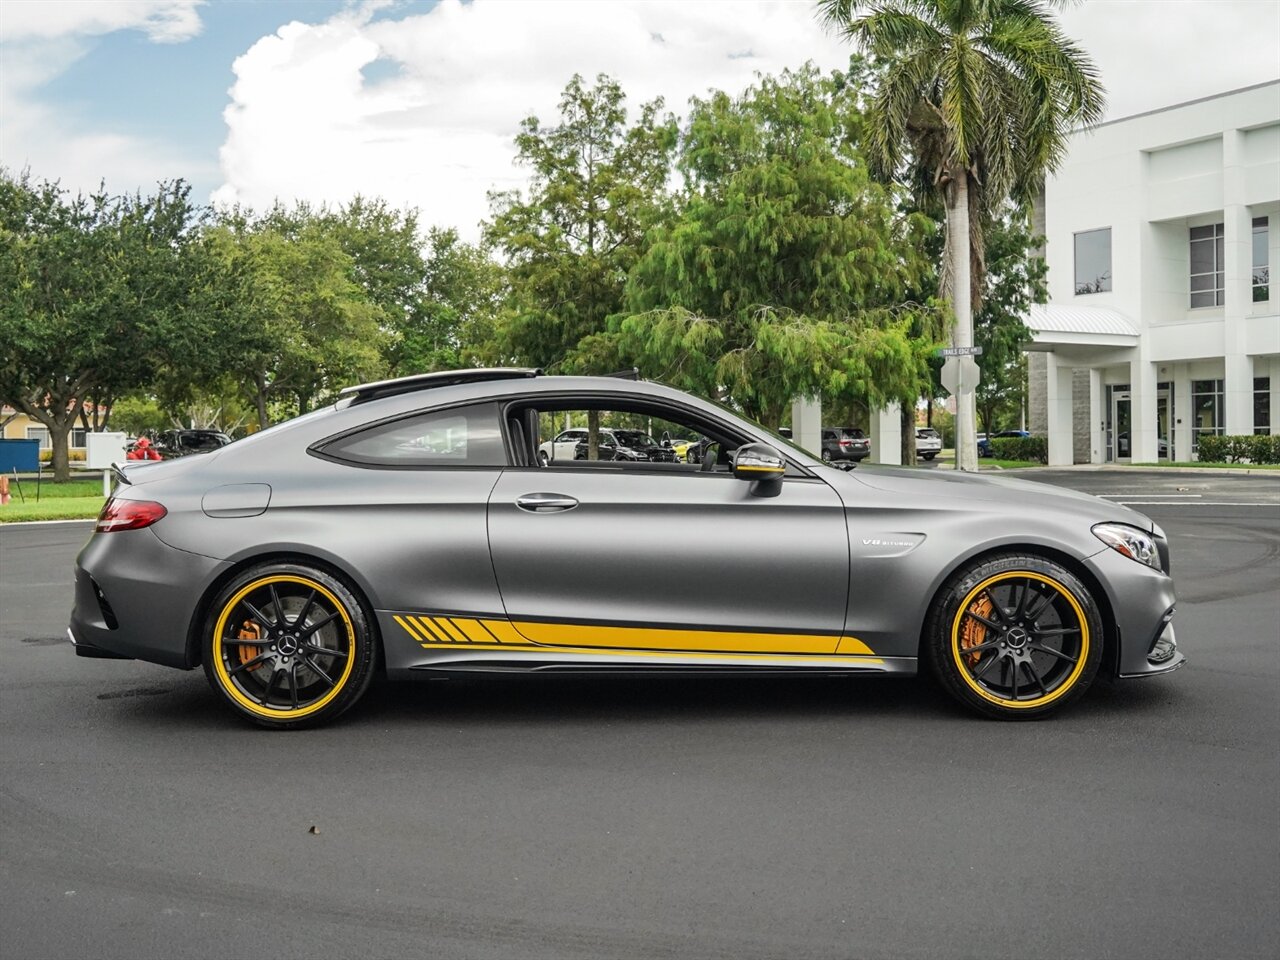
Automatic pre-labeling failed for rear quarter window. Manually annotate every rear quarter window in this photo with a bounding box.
[319,402,506,467]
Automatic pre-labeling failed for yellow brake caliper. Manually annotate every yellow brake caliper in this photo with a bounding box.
[238,620,265,671]
[960,594,995,667]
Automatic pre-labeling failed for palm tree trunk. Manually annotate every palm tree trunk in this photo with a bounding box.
[950,173,979,472]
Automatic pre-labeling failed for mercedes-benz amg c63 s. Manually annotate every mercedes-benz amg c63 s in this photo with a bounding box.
[70,369,1183,728]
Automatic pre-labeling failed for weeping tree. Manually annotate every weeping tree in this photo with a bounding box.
[817,0,1105,469]
[590,64,943,431]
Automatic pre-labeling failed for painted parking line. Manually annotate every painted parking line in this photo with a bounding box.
[1104,501,1280,507]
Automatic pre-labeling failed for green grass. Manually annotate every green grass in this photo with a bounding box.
[979,459,1042,469]
[0,496,105,523]
[8,477,107,498]
[1130,461,1280,470]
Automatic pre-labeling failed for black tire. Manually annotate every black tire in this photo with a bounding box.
[538,451,549,466]
[922,452,936,460]
[202,562,377,729]
[821,449,832,462]
[924,554,1103,719]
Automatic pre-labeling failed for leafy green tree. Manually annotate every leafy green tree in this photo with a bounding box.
[485,73,677,370]
[817,0,1105,469]
[975,205,1046,433]
[200,215,386,427]
[393,227,508,373]
[0,172,203,480]
[603,65,942,429]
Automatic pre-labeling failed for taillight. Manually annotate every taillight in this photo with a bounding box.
[96,498,167,533]
[839,439,851,446]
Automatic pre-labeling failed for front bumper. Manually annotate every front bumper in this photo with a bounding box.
[1083,546,1186,678]
[69,527,231,669]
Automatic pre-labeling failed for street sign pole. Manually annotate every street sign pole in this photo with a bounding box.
[938,347,982,469]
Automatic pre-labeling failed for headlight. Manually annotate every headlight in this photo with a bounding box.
[1092,522,1162,570]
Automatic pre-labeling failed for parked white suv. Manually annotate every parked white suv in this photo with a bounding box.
[915,427,943,461]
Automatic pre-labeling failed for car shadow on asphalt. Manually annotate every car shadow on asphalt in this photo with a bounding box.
[97,668,1190,732]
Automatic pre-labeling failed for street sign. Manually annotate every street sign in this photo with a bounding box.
[940,356,981,395]
[937,346,983,357]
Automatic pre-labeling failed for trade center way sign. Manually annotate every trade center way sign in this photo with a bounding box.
[939,352,982,395]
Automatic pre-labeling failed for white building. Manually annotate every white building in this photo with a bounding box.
[1027,80,1279,464]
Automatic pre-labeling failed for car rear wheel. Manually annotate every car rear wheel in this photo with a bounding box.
[202,563,377,729]
[924,554,1103,719]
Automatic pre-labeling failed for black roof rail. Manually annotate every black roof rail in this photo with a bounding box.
[604,367,642,380]
[340,368,542,404]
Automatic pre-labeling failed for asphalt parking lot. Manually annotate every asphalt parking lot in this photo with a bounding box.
[1,468,1277,960]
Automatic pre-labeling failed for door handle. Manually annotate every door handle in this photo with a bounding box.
[515,493,579,513]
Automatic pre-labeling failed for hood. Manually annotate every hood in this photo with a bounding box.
[838,464,1156,532]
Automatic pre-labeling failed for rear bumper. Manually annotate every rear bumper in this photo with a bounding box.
[69,527,231,669]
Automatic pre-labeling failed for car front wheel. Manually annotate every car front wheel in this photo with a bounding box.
[924,554,1103,719]
[202,563,377,729]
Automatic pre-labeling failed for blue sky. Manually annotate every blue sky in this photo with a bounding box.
[2,1,1278,239]
[41,2,355,167]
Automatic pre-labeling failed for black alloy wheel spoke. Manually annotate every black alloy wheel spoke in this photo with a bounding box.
[260,666,280,705]
[1029,642,1077,664]
[1033,626,1080,637]
[268,585,284,626]
[986,592,1013,626]
[223,637,269,647]
[961,639,1001,655]
[292,590,317,629]
[304,656,337,688]
[303,643,348,660]
[1023,660,1049,696]
[228,651,272,676]
[242,601,275,632]
[1014,578,1034,621]
[964,611,1003,631]
[288,662,299,709]
[298,612,340,638]
[1009,658,1020,700]
[972,650,1005,681]
[1024,587,1055,623]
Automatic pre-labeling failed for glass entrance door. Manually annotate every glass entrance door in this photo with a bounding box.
[1109,385,1172,462]
[1112,391,1132,461]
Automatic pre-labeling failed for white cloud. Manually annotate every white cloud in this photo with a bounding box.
[0,0,204,44]
[213,0,855,237]
[1058,0,1280,121]
[0,1,210,195]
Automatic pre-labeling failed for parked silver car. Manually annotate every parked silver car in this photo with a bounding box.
[71,369,1183,727]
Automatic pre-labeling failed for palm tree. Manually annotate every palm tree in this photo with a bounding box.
[817,0,1105,470]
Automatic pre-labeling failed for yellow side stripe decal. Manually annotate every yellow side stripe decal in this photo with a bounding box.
[393,614,876,658]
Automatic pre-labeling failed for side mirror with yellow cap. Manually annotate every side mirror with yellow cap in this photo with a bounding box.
[731,442,786,483]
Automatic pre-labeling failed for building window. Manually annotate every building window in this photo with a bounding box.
[1257,377,1272,435]
[71,428,87,449]
[26,427,51,449]
[1190,379,1224,450]
[1189,223,1224,308]
[1074,228,1112,294]
[1254,217,1270,303]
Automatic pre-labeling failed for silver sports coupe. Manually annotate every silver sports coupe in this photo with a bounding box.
[70,369,1183,727]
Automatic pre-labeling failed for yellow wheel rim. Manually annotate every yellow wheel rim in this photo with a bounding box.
[949,571,1090,710]
[212,575,356,720]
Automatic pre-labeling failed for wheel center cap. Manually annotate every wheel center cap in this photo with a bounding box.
[278,635,299,655]
[1006,627,1028,649]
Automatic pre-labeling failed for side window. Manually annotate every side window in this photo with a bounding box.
[321,402,506,467]
[533,405,733,470]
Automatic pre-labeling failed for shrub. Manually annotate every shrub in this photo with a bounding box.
[36,449,86,463]
[991,436,1047,463]
[1196,434,1279,464]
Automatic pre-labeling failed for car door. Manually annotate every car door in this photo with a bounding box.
[487,432,852,658]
